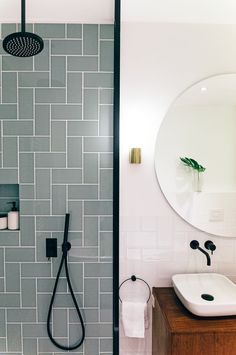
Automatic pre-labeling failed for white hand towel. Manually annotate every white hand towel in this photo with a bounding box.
[145,304,149,329]
[121,301,147,338]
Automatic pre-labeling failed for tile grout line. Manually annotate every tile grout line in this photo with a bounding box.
[3,247,6,295]
[33,87,36,137]
[67,307,69,348]
[5,307,8,353]
[19,263,22,310]
[50,168,52,216]
[20,312,23,354]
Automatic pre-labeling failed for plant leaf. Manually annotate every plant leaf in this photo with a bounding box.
[180,156,206,172]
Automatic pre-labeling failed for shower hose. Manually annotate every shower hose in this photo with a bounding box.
[47,213,85,350]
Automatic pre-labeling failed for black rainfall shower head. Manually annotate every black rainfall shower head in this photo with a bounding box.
[2,0,44,57]
[3,32,44,57]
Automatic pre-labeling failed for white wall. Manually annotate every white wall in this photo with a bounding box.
[0,0,114,23]
[122,0,236,24]
[120,23,236,355]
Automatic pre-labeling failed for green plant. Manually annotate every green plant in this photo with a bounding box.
[180,157,206,173]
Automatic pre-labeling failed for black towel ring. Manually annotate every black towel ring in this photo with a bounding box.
[119,275,151,303]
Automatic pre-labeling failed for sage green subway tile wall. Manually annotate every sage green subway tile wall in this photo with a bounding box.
[0,23,114,355]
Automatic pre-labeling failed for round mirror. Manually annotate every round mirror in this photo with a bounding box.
[155,74,236,237]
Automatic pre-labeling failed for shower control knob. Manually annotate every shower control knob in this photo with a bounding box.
[46,238,57,260]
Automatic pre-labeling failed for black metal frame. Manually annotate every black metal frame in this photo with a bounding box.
[113,0,120,354]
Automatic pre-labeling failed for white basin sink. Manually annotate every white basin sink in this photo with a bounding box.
[172,273,236,317]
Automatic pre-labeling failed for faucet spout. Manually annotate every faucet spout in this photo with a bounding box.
[190,240,211,266]
[197,246,211,266]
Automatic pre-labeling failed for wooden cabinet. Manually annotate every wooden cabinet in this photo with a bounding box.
[152,287,236,355]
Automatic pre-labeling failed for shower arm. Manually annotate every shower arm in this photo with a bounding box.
[21,0,25,32]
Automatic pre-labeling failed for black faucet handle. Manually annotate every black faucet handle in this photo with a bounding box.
[204,240,216,254]
[190,240,200,249]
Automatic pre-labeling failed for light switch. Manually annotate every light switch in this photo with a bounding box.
[209,209,224,222]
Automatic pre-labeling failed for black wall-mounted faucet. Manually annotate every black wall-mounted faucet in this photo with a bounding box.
[190,240,211,266]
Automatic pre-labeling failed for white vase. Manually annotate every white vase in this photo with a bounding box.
[193,171,202,192]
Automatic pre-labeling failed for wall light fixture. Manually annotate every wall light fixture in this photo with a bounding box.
[130,148,141,164]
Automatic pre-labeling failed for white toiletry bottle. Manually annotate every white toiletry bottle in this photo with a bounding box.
[0,215,7,230]
[7,201,19,230]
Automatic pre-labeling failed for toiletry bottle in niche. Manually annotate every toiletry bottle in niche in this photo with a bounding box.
[0,215,7,230]
[7,202,19,230]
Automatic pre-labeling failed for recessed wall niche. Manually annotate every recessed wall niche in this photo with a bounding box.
[0,184,19,230]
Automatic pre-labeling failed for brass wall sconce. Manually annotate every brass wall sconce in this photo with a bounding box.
[130,148,141,164]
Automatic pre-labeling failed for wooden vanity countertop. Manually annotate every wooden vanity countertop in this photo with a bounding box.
[153,287,236,334]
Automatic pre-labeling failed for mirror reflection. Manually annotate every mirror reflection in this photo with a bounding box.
[155,74,236,237]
